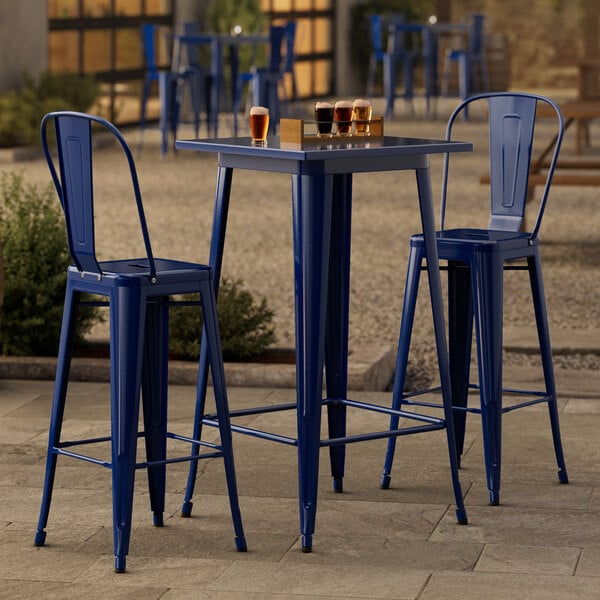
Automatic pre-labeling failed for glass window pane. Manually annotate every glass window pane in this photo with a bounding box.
[116,28,142,70]
[314,0,331,10]
[313,17,331,53]
[49,0,79,18]
[82,0,111,17]
[312,59,330,96]
[84,30,111,72]
[115,0,142,16]
[295,18,312,55]
[49,31,79,72]
[145,0,171,14]
[294,0,313,10]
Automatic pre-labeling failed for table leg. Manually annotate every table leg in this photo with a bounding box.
[292,171,334,552]
[325,173,352,493]
[415,167,467,523]
[182,166,233,515]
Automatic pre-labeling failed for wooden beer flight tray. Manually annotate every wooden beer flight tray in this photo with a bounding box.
[280,116,384,144]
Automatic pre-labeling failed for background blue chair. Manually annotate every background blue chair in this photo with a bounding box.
[366,14,386,98]
[179,21,212,138]
[381,92,569,505]
[441,14,490,100]
[384,22,437,118]
[139,23,180,153]
[34,111,247,573]
[233,22,296,136]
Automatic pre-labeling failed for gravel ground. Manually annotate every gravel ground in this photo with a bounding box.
[4,96,599,383]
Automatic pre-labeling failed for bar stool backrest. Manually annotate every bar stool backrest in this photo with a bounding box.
[41,111,157,281]
[440,92,564,239]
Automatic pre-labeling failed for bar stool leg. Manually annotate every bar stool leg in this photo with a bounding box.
[201,278,247,550]
[380,243,422,489]
[141,301,169,527]
[183,166,233,517]
[110,286,146,573]
[448,261,474,465]
[527,253,569,484]
[471,252,503,505]
[35,285,79,547]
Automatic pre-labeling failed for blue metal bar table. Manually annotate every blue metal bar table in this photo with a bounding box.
[175,134,473,551]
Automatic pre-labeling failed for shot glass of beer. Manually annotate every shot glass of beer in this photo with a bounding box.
[314,101,334,137]
[352,98,372,136]
[334,100,353,136]
[249,106,269,145]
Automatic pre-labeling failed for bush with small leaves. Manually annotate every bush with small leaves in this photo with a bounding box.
[0,172,101,355]
[169,277,277,361]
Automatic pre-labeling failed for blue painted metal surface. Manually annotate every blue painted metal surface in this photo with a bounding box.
[381,92,569,505]
[35,111,246,573]
[176,131,473,550]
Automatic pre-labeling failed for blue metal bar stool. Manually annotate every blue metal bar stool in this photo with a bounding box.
[234,22,295,136]
[139,23,181,154]
[441,14,489,100]
[384,22,437,118]
[34,111,246,573]
[381,93,569,505]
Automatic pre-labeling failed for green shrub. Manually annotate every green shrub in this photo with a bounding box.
[0,72,100,148]
[169,277,276,361]
[0,172,101,355]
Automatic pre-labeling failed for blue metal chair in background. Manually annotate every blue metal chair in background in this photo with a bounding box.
[179,21,212,138]
[441,14,490,100]
[384,21,437,118]
[34,111,247,573]
[139,23,179,153]
[381,92,569,505]
[233,22,295,136]
[366,14,386,98]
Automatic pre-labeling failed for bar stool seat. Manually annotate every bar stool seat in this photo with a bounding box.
[34,111,246,573]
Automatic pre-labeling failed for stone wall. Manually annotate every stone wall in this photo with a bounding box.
[0,0,48,92]
[452,0,590,93]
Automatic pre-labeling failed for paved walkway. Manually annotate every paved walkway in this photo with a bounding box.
[2,359,600,599]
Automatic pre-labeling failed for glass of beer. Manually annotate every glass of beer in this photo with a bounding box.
[334,100,353,136]
[249,106,269,145]
[352,98,372,135]
[314,101,334,137]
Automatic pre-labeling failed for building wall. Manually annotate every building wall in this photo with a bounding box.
[0,0,48,92]
[451,0,592,92]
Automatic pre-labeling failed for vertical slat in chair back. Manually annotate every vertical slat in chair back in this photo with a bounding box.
[44,113,99,274]
[488,94,537,232]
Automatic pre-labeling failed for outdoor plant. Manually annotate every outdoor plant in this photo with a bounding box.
[0,172,101,356]
[0,72,100,148]
[169,277,277,361]
[206,0,268,80]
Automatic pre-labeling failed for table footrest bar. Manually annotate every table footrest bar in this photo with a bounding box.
[137,451,224,469]
[327,397,446,425]
[319,422,446,447]
[204,402,297,421]
[202,418,299,446]
[55,447,111,467]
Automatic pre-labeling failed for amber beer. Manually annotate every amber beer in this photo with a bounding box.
[314,101,334,137]
[334,100,353,136]
[352,98,372,135]
[249,106,269,145]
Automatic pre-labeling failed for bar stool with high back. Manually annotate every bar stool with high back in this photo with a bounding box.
[441,14,489,100]
[233,22,295,136]
[34,111,246,573]
[380,92,569,505]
